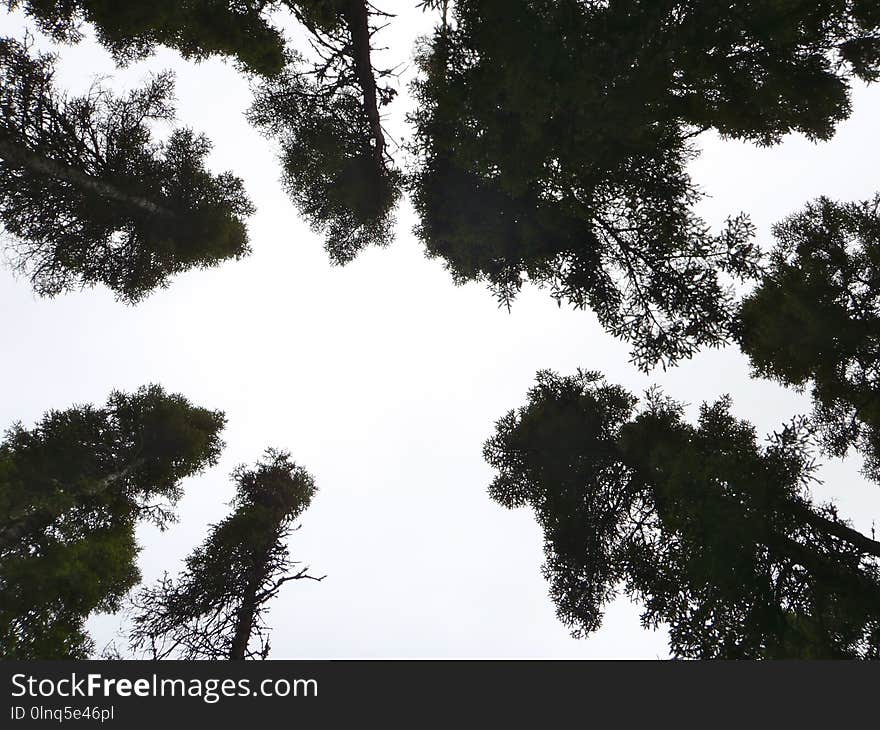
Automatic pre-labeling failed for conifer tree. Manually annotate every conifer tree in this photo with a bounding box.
[0,385,225,659]
[249,1,401,264]
[738,194,880,483]
[485,370,880,658]
[128,449,322,660]
[0,37,253,301]
[409,0,880,366]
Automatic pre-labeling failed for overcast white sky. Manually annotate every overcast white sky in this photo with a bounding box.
[2,5,880,659]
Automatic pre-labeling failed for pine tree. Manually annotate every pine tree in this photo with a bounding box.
[738,194,880,483]
[249,1,401,264]
[128,449,322,660]
[408,0,880,367]
[485,370,880,658]
[0,385,226,659]
[0,37,254,302]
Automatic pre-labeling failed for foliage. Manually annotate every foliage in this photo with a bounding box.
[8,0,287,75]
[128,449,322,660]
[485,370,880,658]
[0,37,254,301]
[409,0,880,367]
[249,1,401,263]
[738,194,880,482]
[3,0,880,661]
[0,386,225,659]
[249,51,400,263]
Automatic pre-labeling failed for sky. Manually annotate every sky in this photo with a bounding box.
[2,5,880,659]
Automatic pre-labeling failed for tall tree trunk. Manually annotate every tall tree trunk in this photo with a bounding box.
[790,501,880,559]
[0,459,144,552]
[341,0,386,165]
[228,592,258,661]
[0,140,174,217]
[228,544,272,660]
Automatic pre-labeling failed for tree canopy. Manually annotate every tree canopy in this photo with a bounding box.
[4,1,879,364]
[0,36,254,301]
[408,0,880,367]
[738,194,880,483]
[3,0,880,661]
[485,370,880,658]
[248,2,402,264]
[8,0,288,75]
[0,385,225,659]
[128,449,322,660]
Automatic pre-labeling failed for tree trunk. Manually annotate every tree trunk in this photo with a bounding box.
[341,1,386,165]
[228,592,258,661]
[791,501,880,559]
[0,459,144,552]
[0,140,174,217]
[228,545,272,660]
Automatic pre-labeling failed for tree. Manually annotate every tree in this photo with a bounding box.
[248,1,401,264]
[737,194,880,483]
[128,449,322,660]
[0,36,254,302]
[0,385,226,659]
[2,2,403,279]
[5,1,879,363]
[8,0,288,75]
[408,0,880,367]
[484,370,880,658]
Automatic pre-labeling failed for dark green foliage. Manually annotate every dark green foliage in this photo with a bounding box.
[249,53,400,263]
[129,449,322,660]
[249,1,401,263]
[6,0,877,354]
[4,1,404,263]
[0,37,254,302]
[0,386,225,659]
[485,370,880,658]
[409,0,880,367]
[8,0,286,75]
[738,194,880,482]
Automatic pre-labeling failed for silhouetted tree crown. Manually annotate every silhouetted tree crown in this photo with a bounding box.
[248,50,400,264]
[0,37,254,301]
[0,386,225,659]
[485,370,880,658]
[4,1,880,366]
[248,1,402,264]
[129,449,322,660]
[408,0,880,367]
[738,194,880,483]
[8,0,288,75]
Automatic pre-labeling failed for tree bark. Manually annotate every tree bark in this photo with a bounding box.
[0,459,144,552]
[228,544,272,661]
[791,501,880,560]
[228,591,258,660]
[341,0,386,165]
[0,139,174,217]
